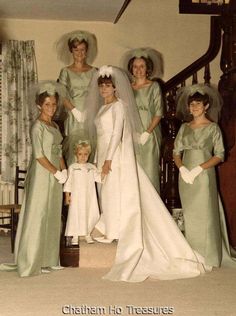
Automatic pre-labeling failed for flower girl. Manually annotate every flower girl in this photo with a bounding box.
[64,142,102,244]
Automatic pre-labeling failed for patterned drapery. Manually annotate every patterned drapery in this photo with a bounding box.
[1,40,38,182]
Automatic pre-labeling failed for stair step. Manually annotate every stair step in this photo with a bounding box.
[79,240,117,268]
[0,230,117,269]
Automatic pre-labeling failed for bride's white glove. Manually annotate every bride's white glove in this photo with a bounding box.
[71,108,85,123]
[179,166,193,184]
[54,170,67,184]
[189,166,203,183]
[140,131,150,145]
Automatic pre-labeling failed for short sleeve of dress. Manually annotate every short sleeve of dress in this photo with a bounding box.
[152,82,164,117]
[31,122,45,159]
[58,68,68,86]
[173,124,185,156]
[58,68,71,101]
[212,124,225,161]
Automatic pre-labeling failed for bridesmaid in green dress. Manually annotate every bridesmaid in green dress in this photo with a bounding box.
[56,30,97,166]
[1,82,68,277]
[123,48,164,192]
[173,84,235,268]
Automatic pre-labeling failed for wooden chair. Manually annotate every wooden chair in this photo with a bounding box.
[0,166,26,252]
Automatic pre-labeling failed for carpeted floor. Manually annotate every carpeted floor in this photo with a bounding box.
[1,232,236,316]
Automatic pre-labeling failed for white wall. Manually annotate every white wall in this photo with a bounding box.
[0,0,222,84]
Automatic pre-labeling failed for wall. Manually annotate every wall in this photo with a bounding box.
[0,0,222,84]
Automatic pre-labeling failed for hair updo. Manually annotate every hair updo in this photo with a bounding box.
[187,92,210,107]
[35,91,59,107]
[97,75,116,88]
[128,56,154,78]
[67,38,88,53]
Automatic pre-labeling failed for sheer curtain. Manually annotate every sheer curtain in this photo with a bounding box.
[1,40,38,182]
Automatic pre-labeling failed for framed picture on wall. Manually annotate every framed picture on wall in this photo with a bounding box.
[179,0,230,14]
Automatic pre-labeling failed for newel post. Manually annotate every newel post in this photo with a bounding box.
[218,6,236,248]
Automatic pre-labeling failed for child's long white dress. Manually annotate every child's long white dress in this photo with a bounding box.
[64,163,100,237]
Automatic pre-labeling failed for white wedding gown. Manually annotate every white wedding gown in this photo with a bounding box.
[94,100,210,282]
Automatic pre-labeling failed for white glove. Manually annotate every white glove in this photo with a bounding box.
[62,169,68,180]
[140,131,150,145]
[189,166,203,183]
[179,166,193,184]
[54,170,67,184]
[71,108,85,123]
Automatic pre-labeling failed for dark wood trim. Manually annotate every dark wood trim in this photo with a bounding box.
[179,0,230,15]
[164,16,221,92]
[114,0,131,24]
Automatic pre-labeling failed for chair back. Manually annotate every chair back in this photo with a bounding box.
[0,166,27,252]
[14,166,27,204]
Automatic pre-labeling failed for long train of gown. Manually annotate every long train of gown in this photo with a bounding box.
[103,163,210,282]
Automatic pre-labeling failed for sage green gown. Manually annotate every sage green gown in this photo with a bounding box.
[133,81,163,192]
[59,67,97,166]
[174,122,235,267]
[1,120,63,277]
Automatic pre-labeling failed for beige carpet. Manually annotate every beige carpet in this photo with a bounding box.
[1,232,236,316]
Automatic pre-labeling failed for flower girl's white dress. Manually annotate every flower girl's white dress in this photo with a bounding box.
[64,163,101,237]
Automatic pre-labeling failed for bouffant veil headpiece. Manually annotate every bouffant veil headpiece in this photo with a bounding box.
[55,30,97,65]
[121,47,164,79]
[176,83,223,122]
[29,81,67,122]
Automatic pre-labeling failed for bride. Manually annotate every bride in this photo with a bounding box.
[85,65,210,282]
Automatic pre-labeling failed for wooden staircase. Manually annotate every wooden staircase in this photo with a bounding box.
[160,0,236,248]
[160,15,222,210]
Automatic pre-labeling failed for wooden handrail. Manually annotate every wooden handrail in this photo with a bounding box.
[160,15,223,211]
[163,16,222,92]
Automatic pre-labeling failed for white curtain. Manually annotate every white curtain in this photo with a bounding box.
[1,40,38,182]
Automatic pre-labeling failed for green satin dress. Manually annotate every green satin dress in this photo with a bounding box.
[59,67,97,166]
[12,120,63,277]
[133,81,163,192]
[174,122,235,267]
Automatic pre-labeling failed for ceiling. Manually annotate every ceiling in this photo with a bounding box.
[0,0,131,24]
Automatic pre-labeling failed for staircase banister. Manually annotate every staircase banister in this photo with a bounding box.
[163,16,222,92]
